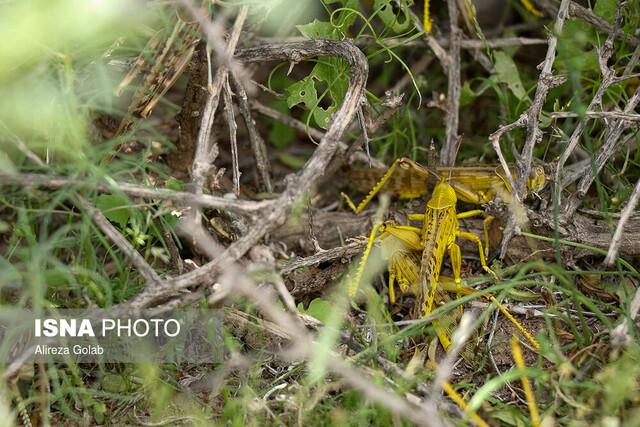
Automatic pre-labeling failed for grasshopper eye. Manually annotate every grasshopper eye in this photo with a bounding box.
[399,160,411,170]
[529,168,537,179]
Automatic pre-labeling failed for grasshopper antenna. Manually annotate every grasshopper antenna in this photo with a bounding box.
[448,135,465,180]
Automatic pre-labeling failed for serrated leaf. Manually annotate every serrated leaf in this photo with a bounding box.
[316,58,349,103]
[297,19,338,40]
[96,194,130,228]
[286,77,318,110]
[321,0,360,34]
[375,0,412,33]
[286,75,336,130]
[286,57,349,130]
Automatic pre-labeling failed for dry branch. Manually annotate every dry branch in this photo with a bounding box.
[229,73,274,193]
[488,0,639,257]
[73,195,163,286]
[130,39,369,308]
[272,209,640,268]
[0,172,272,217]
[0,128,164,292]
[191,6,248,190]
[604,178,640,266]
[440,0,463,166]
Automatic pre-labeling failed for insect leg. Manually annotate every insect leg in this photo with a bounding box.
[341,159,404,213]
[456,209,492,260]
[447,242,464,313]
[438,276,540,348]
[456,230,498,281]
[350,221,423,298]
[350,224,381,298]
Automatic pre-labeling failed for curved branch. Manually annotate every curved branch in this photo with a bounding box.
[132,39,369,307]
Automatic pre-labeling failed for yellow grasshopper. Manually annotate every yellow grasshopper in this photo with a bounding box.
[345,157,546,204]
[350,215,539,350]
[343,158,546,257]
[344,159,540,349]
[379,241,537,351]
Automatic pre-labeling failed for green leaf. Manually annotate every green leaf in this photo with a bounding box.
[286,75,334,129]
[0,149,17,176]
[44,267,70,287]
[278,152,307,170]
[484,406,524,426]
[594,0,617,23]
[101,374,129,393]
[555,21,599,74]
[322,0,360,34]
[96,194,130,228]
[492,51,530,104]
[266,98,295,149]
[285,56,349,130]
[375,0,412,33]
[269,119,294,149]
[286,77,318,110]
[297,19,339,40]
[297,298,335,323]
[165,177,184,191]
[460,80,492,108]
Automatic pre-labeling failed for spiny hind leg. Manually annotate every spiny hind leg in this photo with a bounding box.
[448,243,464,313]
[340,159,404,214]
[456,209,493,258]
[456,231,498,281]
[438,275,540,349]
[349,224,382,298]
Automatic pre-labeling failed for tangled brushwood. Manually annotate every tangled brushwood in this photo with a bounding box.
[1,0,640,425]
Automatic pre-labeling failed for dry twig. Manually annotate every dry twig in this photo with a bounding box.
[229,73,274,193]
[489,0,569,257]
[604,178,640,266]
[0,172,271,217]
[131,39,368,308]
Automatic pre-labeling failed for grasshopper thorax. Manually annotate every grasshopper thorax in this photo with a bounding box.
[427,179,458,208]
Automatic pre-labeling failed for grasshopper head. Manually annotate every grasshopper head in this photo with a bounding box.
[527,165,546,193]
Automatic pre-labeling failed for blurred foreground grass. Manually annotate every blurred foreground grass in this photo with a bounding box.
[1,0,640,425]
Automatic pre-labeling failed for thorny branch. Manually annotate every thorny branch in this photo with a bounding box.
[130,39,368,308]
[249,100,387,168]
[557,1,640,218]
[489,0,571,257]
[489,0,640,257]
